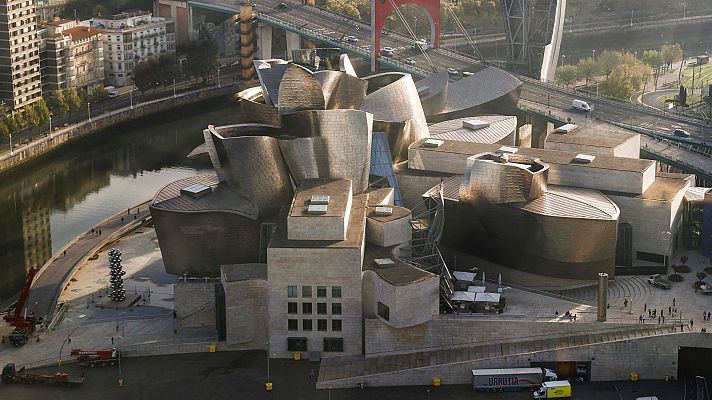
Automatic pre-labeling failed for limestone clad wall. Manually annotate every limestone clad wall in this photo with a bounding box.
[174,282,216,328]
[361,270,438,329]
[224,279,268,345]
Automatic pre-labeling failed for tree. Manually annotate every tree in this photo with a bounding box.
[0,120,9,140]
[185,41,219,83]
[23,104,39,127]
[641,49,664,88]
[577,57,597,87]
[49,90,69,114]
[33,98,51,124]
[14,110,27,128]
[65,88,82,112]
[158,54,179,89]
[697,271,708,283]
[4,114,20,135]
[89,86,109,102]
[661,43,683,70]
[596,50,621,80]
[555,65,579,87]
[134,56,161,92]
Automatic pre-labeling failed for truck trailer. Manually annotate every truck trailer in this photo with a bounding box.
[1,363,85,387]
[533,380,572,398]
[472,368,558,392]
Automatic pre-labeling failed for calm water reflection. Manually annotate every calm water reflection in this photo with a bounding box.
[0,97,238,302]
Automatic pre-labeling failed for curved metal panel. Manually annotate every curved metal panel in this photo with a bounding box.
[361,73,429,143]
[278,109,373,194]
[277,64,325,115]
[314,70,368,110]
[460,153,548,205]
[415,71,449,116]
[254,61,289,106]
[210,126,293,217]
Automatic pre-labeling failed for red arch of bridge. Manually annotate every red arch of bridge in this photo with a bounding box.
[371,0,440,67]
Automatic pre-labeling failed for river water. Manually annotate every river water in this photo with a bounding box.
[0,97,238,303]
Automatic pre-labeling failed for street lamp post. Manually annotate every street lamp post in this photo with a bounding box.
[130,89,134,109]
[217,68,221,88]
[561,54,566,66]
[9,133,12,155]
[592,49,595,60]
[49,115,53,139]
[173,79,176,98]
[87,102,91,123]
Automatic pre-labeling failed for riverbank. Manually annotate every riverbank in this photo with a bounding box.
[0,83,238,175]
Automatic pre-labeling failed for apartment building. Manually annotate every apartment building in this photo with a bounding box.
[87,10,175,87]
[0,0,42,110]
[41,18,104,94]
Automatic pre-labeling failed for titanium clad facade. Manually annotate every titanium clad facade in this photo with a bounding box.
[460,153,548,205]
[314,70,368,110]
[150,175,261,277]
[279,109,373,193]
[278,64,325,115]
[361,73,429,143]
[209,125,293,218]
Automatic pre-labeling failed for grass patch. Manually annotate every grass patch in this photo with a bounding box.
[668,274,684,282]
[705,267,712,275]
[673,265,691,273]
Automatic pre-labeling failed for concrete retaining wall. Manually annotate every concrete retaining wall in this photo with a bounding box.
[0,84,237,174]
[174,282,217,328]
[320,332,710,388]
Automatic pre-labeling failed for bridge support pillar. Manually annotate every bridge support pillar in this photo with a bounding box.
[256,24,272,60]
[285,31,300,61]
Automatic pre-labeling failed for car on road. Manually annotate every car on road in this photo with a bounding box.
[462,71,474,77]
[647,274,672,289]
[381,47,395,56]
[447,68,459,76]
[673,128,690,138]
[404,58,416,65]
[572,99,592,112]
[344,35,359,43]
[278,2,287,9]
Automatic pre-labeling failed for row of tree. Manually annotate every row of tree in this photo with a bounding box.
[133,41,219,92]
[555,44,683,100]
[0,99,51,139]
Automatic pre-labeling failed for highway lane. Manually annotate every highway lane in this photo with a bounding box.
[520,82,712,141]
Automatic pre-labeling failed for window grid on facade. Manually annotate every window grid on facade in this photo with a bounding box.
[378,301,390,321]
[317,286,327,298]
[302,285,312,298]
[287,285,297,298]
[287,302,297,314]
[317,319,327,331]
[332,303,342,315]
[331,286,341,298]
[317,303,327,315]
[302,319,312,331]
[288,319,298,331]
[302,302,312,315]
[323,338,344,352]
[332,319,342,332]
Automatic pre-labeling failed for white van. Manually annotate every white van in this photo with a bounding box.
[572,99,591,112]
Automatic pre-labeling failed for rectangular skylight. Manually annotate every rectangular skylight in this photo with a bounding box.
[310,194,330,205]
[573,153,596,164]
[374,258,395,268]
[307,204,328,215]
[498,146,518,154]
[463,119,491,130]
[556,123,579,133]
[180,183,212,199]
[374,206,393,216]
[423,138,444,148]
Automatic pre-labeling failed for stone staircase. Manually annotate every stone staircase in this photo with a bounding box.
[556,276,651,305]
[318,323,676,387]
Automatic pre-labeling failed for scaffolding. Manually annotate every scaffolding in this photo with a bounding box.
[500,0,558,75]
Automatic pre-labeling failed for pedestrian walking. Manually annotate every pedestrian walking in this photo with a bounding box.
[648,309,651,317]
[658,316,661,324]
[690,320,694,328]
[673,298,676,306]
[63,250,66,257]
[121,217,124,224]
[669,306,671,315]
[309,369,315,380]
[639,315,642,323]
[644,303,647,311]
[624,299,628,307]
[127,208,130,215]
[111,337,114,344]
[662,315,665,323]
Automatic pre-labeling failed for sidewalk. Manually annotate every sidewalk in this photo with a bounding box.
[23,201,153,324]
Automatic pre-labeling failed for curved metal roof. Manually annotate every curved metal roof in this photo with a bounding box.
[513,185,620,220]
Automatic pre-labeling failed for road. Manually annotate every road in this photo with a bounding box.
[519,81,712,141]
[0,351,688,400]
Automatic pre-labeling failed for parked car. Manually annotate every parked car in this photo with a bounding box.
[462,71,474,77]
[278,2,287,9]
[447,68,459,76]
[647,274,672,289]
[404,58,416,65]
[674,128,690,138]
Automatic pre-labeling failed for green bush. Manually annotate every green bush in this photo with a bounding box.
[672,265,691,273]
[668,274,684,282]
